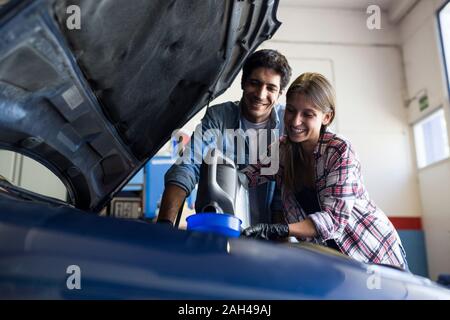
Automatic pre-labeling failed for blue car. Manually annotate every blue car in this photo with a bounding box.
[0,0,449,299]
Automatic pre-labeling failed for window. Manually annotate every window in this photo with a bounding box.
[413,108,449,169]
[438,1,450,96]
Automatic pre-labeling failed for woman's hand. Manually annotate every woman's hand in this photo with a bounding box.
[242,223,289,240]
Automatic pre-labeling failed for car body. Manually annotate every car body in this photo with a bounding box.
[0,0,449,299]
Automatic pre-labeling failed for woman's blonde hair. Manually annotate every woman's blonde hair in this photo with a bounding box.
[283,72,336,192]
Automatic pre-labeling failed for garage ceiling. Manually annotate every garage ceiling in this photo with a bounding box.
[280,0,394,10]
[279,0,419,23]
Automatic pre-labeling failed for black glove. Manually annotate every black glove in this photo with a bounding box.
[242,223,289,240]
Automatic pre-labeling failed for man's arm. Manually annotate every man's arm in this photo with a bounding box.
[157,103,227,225]
[157,184,187,225]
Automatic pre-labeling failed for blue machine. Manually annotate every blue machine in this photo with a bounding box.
[122,170,145,192]
[144,156,175,219]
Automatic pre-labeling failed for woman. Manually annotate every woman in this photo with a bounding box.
[242,72,408,270]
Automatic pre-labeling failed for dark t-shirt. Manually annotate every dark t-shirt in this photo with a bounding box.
[295,188,341,252]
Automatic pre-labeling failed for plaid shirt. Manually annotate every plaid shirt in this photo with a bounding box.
[242,130,408,269]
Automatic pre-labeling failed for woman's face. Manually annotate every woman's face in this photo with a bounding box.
[284,93,332,147]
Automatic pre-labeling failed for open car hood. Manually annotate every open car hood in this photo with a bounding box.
[0,0,281,211]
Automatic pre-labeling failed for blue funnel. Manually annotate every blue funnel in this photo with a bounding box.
[186,213,242,238]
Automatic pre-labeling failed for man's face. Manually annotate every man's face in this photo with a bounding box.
[241,67,282,123]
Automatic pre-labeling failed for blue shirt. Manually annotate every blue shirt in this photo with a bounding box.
[165,100,284,225]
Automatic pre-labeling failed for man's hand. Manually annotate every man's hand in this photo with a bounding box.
[242,223,289,240]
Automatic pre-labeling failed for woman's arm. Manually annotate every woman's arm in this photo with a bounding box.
[288,219,318,238]
[242,218,318,240]
[307,140,360,241]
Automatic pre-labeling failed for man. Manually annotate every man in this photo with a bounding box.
[157,49,291,226]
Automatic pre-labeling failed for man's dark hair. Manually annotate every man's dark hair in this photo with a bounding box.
[241,49,292,91]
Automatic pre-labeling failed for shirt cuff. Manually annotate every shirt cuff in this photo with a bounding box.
[165,180,190,196]
[308,211,334,241]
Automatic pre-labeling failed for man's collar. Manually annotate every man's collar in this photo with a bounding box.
[238,99,281,129]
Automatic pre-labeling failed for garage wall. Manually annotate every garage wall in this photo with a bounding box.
[0,150,15,181]
[0,150,67,201]
[399,0,450,280]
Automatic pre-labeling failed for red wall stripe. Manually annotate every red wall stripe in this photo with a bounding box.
[389,217,422,230]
